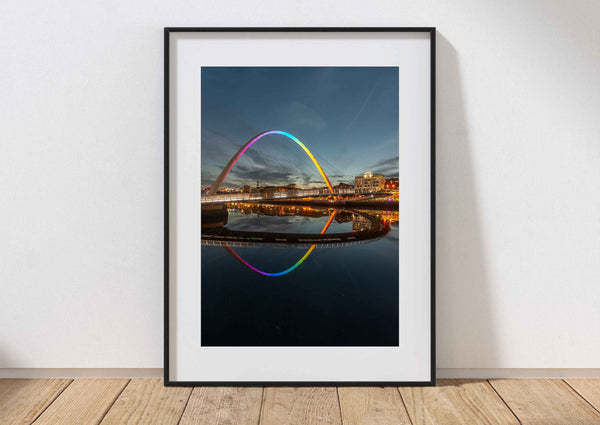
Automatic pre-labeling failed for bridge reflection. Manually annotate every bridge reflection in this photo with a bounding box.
[202,203,396,277]
[201,204,394,249]
[223,211,339,277]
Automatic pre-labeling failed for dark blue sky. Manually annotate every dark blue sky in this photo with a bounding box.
[201,67,399,188]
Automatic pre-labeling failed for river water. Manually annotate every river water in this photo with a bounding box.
[201,204,399,346]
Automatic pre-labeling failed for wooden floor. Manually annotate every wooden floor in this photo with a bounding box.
[1,378,600,424]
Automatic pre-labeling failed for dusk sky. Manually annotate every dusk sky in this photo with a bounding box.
[201,67,399,189]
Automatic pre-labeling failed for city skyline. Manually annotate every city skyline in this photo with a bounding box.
[201,67,399,189]
[202,172,398,191]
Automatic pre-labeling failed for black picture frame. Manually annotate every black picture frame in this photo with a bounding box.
[164,27,436,387]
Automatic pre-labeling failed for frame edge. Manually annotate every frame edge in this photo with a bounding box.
[163,26,437,387]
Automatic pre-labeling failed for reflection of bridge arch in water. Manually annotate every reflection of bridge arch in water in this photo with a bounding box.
[224,211,338,277]
[217,209,390,277]
[208,130,334,196]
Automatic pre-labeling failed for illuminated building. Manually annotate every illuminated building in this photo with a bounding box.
[355,172,385,192]
[352,214,371,231]
[384,177,399,190]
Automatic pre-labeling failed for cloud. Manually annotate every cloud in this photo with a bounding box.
[242,148,273,168]
[367,156,399,177]
[201,171,218,186]
[377,169,399,178]
[369,156,399,169]
[229,164,294,184]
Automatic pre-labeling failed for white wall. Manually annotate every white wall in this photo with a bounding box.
[1,0,598,372]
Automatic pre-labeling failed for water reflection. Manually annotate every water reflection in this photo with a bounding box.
[226,203,399,231]
[223,210,338,277]
[200,203,400,346]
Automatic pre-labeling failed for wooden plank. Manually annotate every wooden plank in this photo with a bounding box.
[565,379,600,412]
[179,387,262,425]
[490,378,600,424]
[399,379,519,425]
[260,387,341,425]
[99,378,191,425]
[33,378,129,425]
[338,387,411,425]
[0,378,71,425]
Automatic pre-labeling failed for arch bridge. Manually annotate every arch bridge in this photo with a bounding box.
[208,130,334,197]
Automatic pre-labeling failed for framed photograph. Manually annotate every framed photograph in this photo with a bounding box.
[165,27,435,385]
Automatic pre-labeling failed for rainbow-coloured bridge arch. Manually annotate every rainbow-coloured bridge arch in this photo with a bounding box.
[208,130,334,196]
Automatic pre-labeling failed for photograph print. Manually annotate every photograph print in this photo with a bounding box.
[200,67,400,347]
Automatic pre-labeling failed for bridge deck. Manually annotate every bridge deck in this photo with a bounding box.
[201,188,392,204]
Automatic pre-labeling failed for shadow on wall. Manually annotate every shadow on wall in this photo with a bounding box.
[0,342,19,371]
[436,34,498,369]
